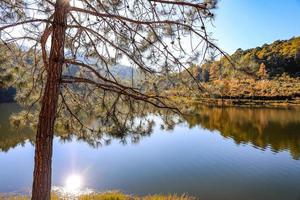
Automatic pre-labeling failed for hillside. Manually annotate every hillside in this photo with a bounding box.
[160,37,300,107]
[198,36,300,81]
[1,37,300,105]
[0,42,143,102]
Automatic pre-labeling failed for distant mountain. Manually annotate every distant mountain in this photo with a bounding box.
[0,64,140,103]
[64,63,139,80]
[199,36,300,80]
[109,64,138,80]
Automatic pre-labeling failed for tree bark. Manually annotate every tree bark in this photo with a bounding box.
[31,1,69,200]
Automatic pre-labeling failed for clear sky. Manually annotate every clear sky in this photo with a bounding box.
[211,0,300,54]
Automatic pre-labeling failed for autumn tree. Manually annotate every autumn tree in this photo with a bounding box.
[257,62,268,79]
[0,0,220,199]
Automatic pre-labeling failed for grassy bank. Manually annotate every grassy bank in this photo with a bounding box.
[0,192,195,200]
[165,76,300,108]
[79,193,195,200]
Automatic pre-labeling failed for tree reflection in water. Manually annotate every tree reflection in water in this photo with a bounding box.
[1,103,300,159]
[184,105,300,159]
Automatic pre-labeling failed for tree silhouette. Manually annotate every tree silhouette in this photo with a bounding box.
[0,0,221,199]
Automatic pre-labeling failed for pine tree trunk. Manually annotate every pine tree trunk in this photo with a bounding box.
[31,1,68,199]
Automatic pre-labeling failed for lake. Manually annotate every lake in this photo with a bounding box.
[0,103,300,200]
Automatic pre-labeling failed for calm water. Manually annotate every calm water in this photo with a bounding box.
[0,103,300,200]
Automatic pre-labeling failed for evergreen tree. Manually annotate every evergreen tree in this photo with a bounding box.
[0,0,219,199]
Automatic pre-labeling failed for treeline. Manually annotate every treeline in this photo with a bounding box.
[195,36,300,81]
[160,37,300,106]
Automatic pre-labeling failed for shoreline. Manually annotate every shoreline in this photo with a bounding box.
[170,96,300,110]
[192,97,300,108]
[0,191,196,200]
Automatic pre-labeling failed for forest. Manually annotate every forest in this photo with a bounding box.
[1,36,300,106]
[156,36,300,106]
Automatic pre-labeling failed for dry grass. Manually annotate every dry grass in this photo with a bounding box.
[80,192,195,200]
[0,192,196,200]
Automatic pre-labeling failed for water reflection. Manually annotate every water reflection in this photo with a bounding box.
[1,103,300,160]
[0,104,35,152]
[1,103,300,200]
[184,106,300,159]
[65,174,83,192]
[51,173,93,199]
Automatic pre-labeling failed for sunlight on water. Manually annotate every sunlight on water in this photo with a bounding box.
[1,104,300,200]
[52,174,93,199]
[65,174,82,192]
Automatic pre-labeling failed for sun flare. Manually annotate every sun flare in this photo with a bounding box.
[65,174,83,192]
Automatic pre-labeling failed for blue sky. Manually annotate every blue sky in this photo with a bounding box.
[211,0,300,54]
